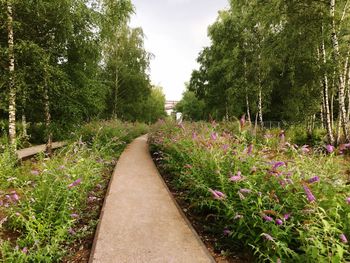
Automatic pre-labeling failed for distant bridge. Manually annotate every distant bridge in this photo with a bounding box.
[165,100,179,111]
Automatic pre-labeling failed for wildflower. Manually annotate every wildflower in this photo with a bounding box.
[223,229,232,236]
[222,144,229,151]
[209,189,226,200]
[263,215,273,222]
[307,176,320,184]
[346,197,350,205]
[30,170,39,175]
[239,189,251,194]
[272,161,285,170]
[283,213,291,220]
[261,233,274,241]
[68,228,76,235]
[229,171,243,182]
[301,145,310,154]
[303,185,316,203]
[70,213,79,218]
[277,258,281,263]
[12,193,19,201]
[240,114,246,128]
[59,165,65,170]
[340,233,348,244]
[15,212,20,216]
[234,214,243,220]
[247,144,253,155]
[210,132,218,141]
[88,196,97,202]
[68,178,82,188]
[192,132,197,140]
[275,219,283,225]
[326,145,335,153]
[22,247,28,254]
[279,130,285,141]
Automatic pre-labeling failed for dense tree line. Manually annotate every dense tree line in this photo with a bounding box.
[0,0,166,150]
[186,0,350,144]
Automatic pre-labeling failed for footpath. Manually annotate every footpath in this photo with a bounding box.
[89,135,214,263]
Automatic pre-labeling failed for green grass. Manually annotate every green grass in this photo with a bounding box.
[149,120,350,262]
[0,120,148,262]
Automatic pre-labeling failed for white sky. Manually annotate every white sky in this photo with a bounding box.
[130,0,228,101]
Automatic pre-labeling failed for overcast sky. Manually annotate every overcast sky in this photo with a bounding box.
[130,0,228,101]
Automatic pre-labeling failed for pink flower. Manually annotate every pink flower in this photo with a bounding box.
[346,197,350,205]
[22,247,28,254]
[326,145,335,153]
[340,233,348,244]
[283,213,291,220]
[223,229,232,236]
[240,115,246,128]
[262,215,273,222]
[12,193,19,201]
[275,219,283,225]
[68,178,82,188]
[229,171,243,182]
[209,189,226,200]
[70,213,79,218]
[31,170,39,175]
[246,144,253,155]
[301,145,310,154]
[210,132,218,141]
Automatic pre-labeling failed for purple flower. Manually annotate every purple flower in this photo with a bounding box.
[210,132,218,141]
[192,132,197,140]
[229,171,243,182]
[326,145,335,153]
[283,213,291,220]
[263,215,273,222]
[12,193,19,201]
[275,219,283,225]
[59,165,65,170]
[340,233,348,244]
[68,178,82,188]
[262,233,274,241]
[209,189,226,200]
[272,161,285,170]
[346,197,350,205]
[303,185,316,203]
[22,247,28,254]
[307,176,320,184]
[70,213,79,218]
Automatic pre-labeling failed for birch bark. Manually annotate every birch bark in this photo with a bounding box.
[7,0,16,150]
[330,0,349,140]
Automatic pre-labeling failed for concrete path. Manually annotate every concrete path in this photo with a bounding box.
[89,135,214,263]
[17,142,66,159]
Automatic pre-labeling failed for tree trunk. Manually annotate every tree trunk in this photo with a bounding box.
[319,42,335,144]
[44,68,52,156]
[330,0,349,140]
[7,0,16,150]
[244,56,251,124]
[112,69,118,119]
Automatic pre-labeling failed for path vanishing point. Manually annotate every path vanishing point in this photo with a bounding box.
[89,135,214,263]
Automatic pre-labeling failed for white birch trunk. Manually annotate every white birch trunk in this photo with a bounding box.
[244,56,251,124]
[43,68,52,156]
[7,0,16,150]
[330,0,349,140]
[319,42,335,144]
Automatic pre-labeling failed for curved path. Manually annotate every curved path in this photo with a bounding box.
[89,135,214,263]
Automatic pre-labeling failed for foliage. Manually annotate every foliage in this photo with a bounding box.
[175,90,205,121]
[0,121,148,262]
[150,121,350,262]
